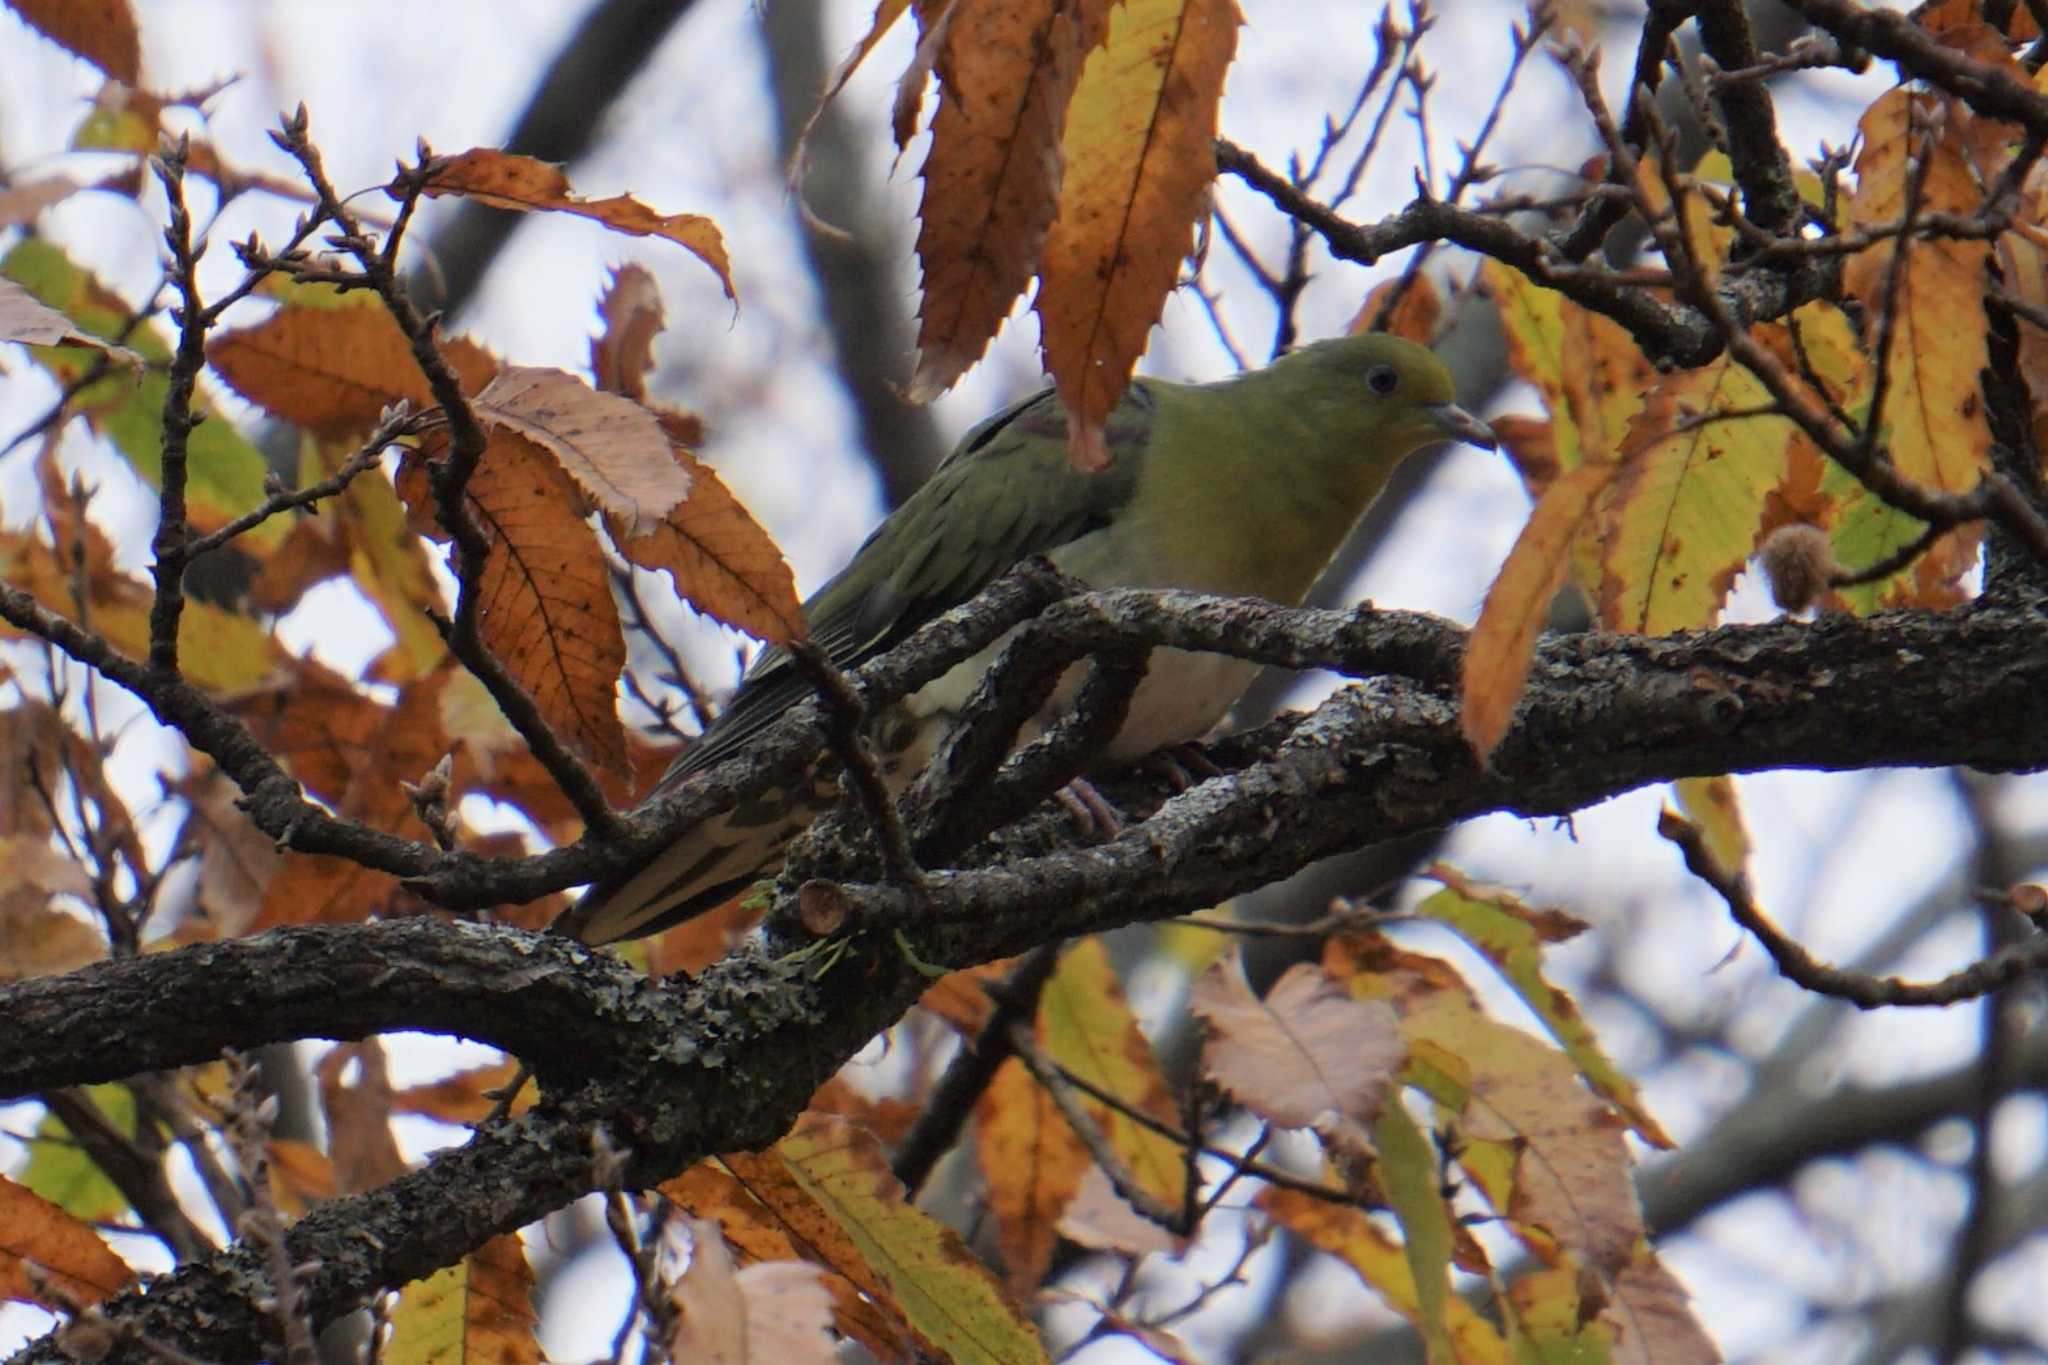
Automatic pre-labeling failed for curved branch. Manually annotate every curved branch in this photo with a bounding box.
[10,585,2048,1361]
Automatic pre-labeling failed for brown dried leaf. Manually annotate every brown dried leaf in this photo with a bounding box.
[0,276,140,363]
[315,1042,407,1195]
[1349,273,1443,345]
[609,445,803,646]
[591,264,666,402]
[1463,461,1621,758]
[669,1219,838,1364]
[1603,1246,1720,1365]
[8,0,140,85]
[910,0,1110,400]
[975,1058,1091,1292]
[0,842,102,979]
[474,365,688,535]
[207,301,500,435]
[180,768,282,938]
[0,176,86,229]
[894,1,956,150]
[414,149,734,301]
[391,1060,532,1125]
[1912,0,2041,42]
[1055,1165,1179,1259]
[0,1175,135,1308]
[1035,0,1239,470]
[239,668,446,929]
[1190,952,1404,1138]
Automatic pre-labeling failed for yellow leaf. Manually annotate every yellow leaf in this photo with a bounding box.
[1463,461,1620,758]
[385,1235,541,1365]
[776,1114,1047,1364]
[1482,259,1654,473]
[414,149,734,301]
[1671,776,1750,884]
[1038,936,1188,1213]
[1374,1102,1463,1365]
[1331,935,1646,1277]
[19,1084,136,1225]
[1260,1186,1512,1364]
[1596,354,1793,633]
[4,240,280,543]
[1838,88,1991,605]
[1416,866,1672,1149]
[1035,0,1240,470]
[910,0,1113,399]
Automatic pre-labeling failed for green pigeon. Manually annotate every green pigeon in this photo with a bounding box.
[571,333,1493,945]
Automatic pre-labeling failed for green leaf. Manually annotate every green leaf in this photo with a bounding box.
[2,240,280,546]
[21,1084,138,1223]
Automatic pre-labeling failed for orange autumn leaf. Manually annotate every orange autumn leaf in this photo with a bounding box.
[909,0,1112,401]
[1463,461,1620,758]
[1348,272,1443,345]
[412,148,734,301]
[1035,0,1240,471]
[8,0,140,86]
[608,446,804,646]
[207,300,500,436]
[397,432,630,770]
[0,1176,135,1309]
[590,263,665,402]
[974,1058,1091,1293]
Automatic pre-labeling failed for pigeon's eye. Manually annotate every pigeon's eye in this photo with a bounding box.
[1366,364,1399,395]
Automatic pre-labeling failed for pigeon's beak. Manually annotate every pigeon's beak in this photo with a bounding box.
[1425,402,1496,451]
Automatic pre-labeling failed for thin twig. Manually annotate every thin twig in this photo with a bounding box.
[145,139,207,675]
[789,641,921,889]
[1661,810,2048,1007]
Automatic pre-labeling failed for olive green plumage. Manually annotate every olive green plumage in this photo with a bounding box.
[572,333,1493,945]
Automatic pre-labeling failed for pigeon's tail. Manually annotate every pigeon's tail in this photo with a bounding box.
[566,789,817,945]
